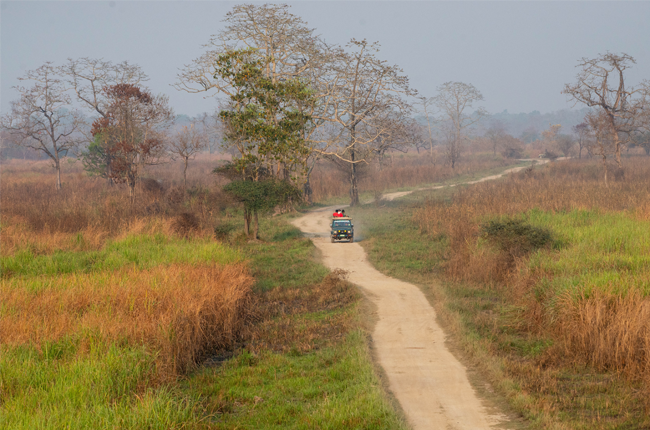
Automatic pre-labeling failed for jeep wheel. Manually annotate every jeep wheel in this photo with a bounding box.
[330,237,335,243]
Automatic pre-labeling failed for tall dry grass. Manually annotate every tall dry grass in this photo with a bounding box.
[1,263,254,379]
[413,157,650,383]
[1,157,233,255]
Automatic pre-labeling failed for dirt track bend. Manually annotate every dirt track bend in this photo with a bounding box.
[291,165,546,429]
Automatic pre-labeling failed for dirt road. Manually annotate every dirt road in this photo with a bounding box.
[291,166,546,429]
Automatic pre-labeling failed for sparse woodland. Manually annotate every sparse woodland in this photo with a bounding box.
[2,2,650,429]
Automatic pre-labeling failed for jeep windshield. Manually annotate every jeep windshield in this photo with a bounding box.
[332,220,351,228]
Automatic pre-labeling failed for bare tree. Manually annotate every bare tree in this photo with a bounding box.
[434,82,486,169]
[316,40,415,205]
[169,122,208,187]
[197,111,222,154]
[572,122,590,159]
[563,53,646,168]
[61,58,148,118]
[0,63,83,190]
[485,120,507,156]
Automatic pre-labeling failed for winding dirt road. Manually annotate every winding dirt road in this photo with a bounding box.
[292,165,545,429]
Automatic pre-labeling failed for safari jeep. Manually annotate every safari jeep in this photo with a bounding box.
[330,217,354,243]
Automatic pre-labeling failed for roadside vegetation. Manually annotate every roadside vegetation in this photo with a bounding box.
[348,157,650,428]
[0,158,410,430]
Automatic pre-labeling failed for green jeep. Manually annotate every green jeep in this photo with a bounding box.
[330,218,354,243]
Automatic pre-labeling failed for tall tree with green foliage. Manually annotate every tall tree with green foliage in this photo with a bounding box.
[215,49,313,237]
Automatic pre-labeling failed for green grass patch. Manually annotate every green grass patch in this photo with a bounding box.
[0,340,204,430]
[1,234,242,278]
[184,331,407,430]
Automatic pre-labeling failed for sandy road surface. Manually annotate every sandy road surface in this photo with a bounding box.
[292,209,503,429]
[383,161,548,201]
[291,164,548,429]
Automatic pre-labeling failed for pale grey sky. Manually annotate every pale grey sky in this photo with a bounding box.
[2,1,649,117]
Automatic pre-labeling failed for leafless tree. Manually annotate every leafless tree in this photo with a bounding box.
[572,122,590,159]
[485,120,507,156]
[169,122,208,187]
[61,58,148,118]
[314,40,415,205]
[197,111,222,154]
[0,63,83,190]
[434,81,486,169]
[563,53,646,168]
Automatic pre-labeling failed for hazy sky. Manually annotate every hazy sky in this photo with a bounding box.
[2,1,649,117]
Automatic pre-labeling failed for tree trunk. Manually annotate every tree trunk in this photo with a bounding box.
[183,157,189,188]
[253,210,259,240]
[243,208,251,237]
[303,178,313,205]
[55,158,62,190]
[129,181,136,204]
[349,150,359,206]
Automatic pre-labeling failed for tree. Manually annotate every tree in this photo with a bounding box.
[317,39,414,205]
[175,4,322,96]
[541,123,562,154]
[223,179,301,239]
[215,49,313,237]
[91,84,173,202]
[631,131,650,155]
[169,122,208,187]
[572,122,590,159]
[563,53,646,168]
[62,58,149,183]
[585,111,616,185]
[557,134,575,157]
[499,134,525,159]
[520,127,539,144]
[485,120,507,156]
[416,96,437,160]
[434,82,486,169]
[0,63,82,190]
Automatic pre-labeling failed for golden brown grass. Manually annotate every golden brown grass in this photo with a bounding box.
[1,263,254,379]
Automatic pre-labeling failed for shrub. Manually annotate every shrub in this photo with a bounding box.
[481,218,552,262]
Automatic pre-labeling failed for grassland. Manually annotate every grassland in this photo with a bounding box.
[0,158,408,429]
[347,157,650,429]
